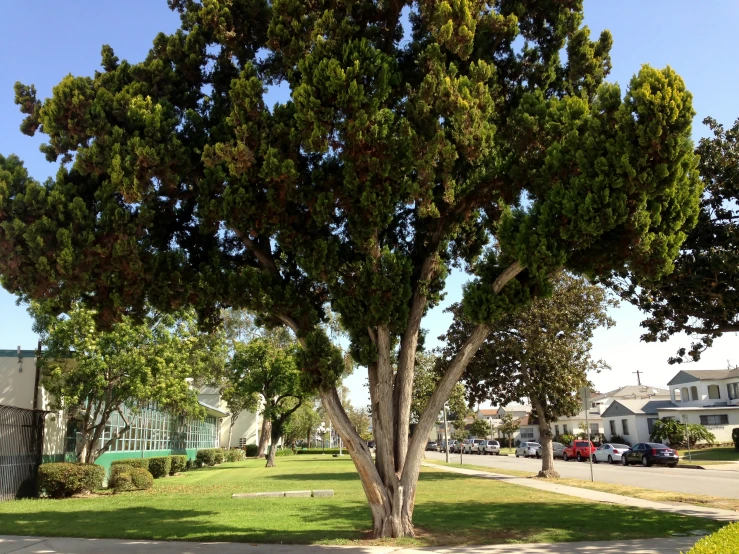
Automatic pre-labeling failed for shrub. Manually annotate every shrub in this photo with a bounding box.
[226,449,245,462]
[733,428,739,451]
[607,435,631,446]
[185,459,194,471]
[109,466,154,492]
[109,471,134,492]
[559,434,575,446]
[169,455,187,474]
[130,467,154,490]
[296,448,342,455]
[37,463,105,498]
[650,418,716,447]
[214,448,225,464]
[687,521,739,553]
[275,448,295,457]
[245,444,258,457]
[147,456,172,478]
[110,463,133,481]
[196,448,217,467]
[110,458,149,471]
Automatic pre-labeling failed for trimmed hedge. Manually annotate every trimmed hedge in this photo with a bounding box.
[110,458,149,471]
[147,456,172,478]
[275,448,295,457]
[245,444,258,457]
[37,463,105,498]
[196,448,218,466]
[214,448,225,464]
[109,465,154,492]
[226,449,245,462]
[687,522,739,553]
[130,467,154,489]
[296,448,342,455]
[170,455,187,474]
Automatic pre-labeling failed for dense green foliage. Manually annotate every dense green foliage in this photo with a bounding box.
[109,465,154,492]
[620,118,739,363]
[469,418,491,439]
[687,522,739,554]
[498,413,519,448]
[37,463,105,498]
[147,457,172,478]
[283,401,321,446]
[33,303,226,463]
[196,448,218,467]
[226,449,246,462]
[412,352,467,422]
[296,448,343,455]
[169,455,187,474]
[245,444,259,457]
[111,458,150,471]
[650,418,716,447]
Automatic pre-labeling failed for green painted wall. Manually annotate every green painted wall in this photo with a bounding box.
[94,448,197,473]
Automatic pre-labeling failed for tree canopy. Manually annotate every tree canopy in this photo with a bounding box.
[619,117,739,363]
[0,0,702,538]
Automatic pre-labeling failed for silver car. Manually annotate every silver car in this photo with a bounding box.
[465,438,485,454]
[515,441,542,458]
[552,441,566,458]
[480,440,501,455]
[593,443,630,464]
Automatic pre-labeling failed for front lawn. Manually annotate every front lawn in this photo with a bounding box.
[0,456,725,546]
[678,447,739,462]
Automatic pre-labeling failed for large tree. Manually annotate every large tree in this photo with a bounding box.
[0,1,701,537]
[618,117,739,363]
[441,274,614,477]
[226,331,306,467]
[33,303,224,463]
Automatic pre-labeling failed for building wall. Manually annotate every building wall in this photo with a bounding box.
[657,409,739,443]
[0,352,38,410]
[670,380,739,407]
[604,414,639,443]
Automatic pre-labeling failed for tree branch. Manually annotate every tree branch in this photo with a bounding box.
[493,261,525,294]
[233,227,280,276]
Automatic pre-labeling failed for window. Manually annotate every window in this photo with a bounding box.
[674,389,682,401]
[521,428,534,439]
[590,423,599,435]
[690,386,698,401]
[621,419,630,435]
[700,414,729,426]
[239,437,247,447]
[647,418,657,434]
[727,382,739,400]
[554,425,559,436]
[563,424,568,434]
[609,420,616,435]
[681,387,690,402]
[708,385,721,400]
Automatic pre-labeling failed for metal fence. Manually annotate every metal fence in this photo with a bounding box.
[0,405,45,501]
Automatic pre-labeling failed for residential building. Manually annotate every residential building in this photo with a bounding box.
[551,409,604,439]
[197,385,261,448]
[601,399,676,444]
[590,385,671,414]
[498,403,531,420]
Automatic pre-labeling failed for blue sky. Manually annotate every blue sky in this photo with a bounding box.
[1,1,738,407]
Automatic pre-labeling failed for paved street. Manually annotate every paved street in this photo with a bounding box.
[424,451,739,498]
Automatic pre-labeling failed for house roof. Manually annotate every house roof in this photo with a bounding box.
[592,385,670,400]
[198,401,229,418]
[516,415,532,426]
[601,399,676,417]
[668,368,739,386]
[477,408,499,417]
[502,402,531,412]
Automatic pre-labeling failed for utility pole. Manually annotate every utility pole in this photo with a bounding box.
[443,405,449,463]
[633,370,644,386]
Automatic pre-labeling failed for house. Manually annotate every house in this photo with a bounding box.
[499,403,531,420]
[590,385,671,414]
[657,368,739,443]
[601,399,676,444]
[551,409,604,440]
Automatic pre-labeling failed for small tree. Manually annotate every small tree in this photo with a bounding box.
[469,418,490,440]
[347,405,373,442]
[284,401,321,447]
[226,331,307,467]
[35,303,224,463]
[499,414,520,450]
[412,352,468,423]
[650,418,716,448]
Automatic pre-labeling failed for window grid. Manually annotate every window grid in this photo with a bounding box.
[700,414,729,426]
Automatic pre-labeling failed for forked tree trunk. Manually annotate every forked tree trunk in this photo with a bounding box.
[257,417,271,458]
[532,397,559,478]
[265,441,277,467]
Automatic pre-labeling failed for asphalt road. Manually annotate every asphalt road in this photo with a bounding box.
[424,450,739,498]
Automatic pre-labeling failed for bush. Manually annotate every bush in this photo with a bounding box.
[275,448,295,457]
[147,456,172,478]
[109,465,154,492]
[110,471,134,492]
[214,448,225,464]
[37,463,105,498]
[296,448,342,455]
[245,444,258,457]
[196,448,217,466]
[129,467,154,489]
[687,521,739,553]
[185,459,195,471]
[733,428,739,451]
[559,434,575,446]
[109,463,132,481]
[169,455,187,474]
[226,449,245,462]
[607,435,631,446]
[110,458,149,471]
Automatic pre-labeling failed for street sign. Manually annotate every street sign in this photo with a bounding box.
[578,386,591,412]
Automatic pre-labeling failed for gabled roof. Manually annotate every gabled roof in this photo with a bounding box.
[477,408,498,417]
[516,415,532,426]
[198,401,229,418]
[668,368,739,386]
[502,402,531,412]
[592,385,670,400]
[601,399,676,418]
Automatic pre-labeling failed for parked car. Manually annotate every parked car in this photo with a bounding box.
[466,438,485,454]
[425,440,439,452]
[622,443,679,467]
[552,442,566,458]
[458,438,471,453]
[480,440,501,455]
[562,440,596,462]
[515,442,542,458]
[592,443,629,464]
[439,439,456,452]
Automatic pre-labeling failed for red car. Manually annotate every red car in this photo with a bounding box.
[563,440,596,462]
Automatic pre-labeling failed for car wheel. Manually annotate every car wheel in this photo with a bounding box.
[495,452,500,455]
[668,463,677,468]
[642,456,651,467]
[592,454,598,463]
[515,452,519,458]
[536,452,541,459]
[607,455,613,464]
[576,453,582,462]
[563,453,568,462]
[622,455,628,466]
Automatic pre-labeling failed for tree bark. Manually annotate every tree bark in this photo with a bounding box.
[257,417,271,457]
[532,396,559,478]
[265,442,277,467]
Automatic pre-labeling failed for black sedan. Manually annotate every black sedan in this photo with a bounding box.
[621,442,679,467]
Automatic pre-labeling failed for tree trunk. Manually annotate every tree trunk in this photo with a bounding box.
[265,442,277,467]
[257,417,271,458]
[532,397,559,478]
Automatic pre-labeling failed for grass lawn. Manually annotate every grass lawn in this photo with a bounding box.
[0,455,725,546]
[678,447,739,462]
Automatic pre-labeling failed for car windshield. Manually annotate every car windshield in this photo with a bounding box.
[648,443,670,449]
[529,443,540,447]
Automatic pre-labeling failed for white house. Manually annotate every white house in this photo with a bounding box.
[197,385,261,448]
[657,368,739,443]
[601,399,676,444]
[590,385,671,414]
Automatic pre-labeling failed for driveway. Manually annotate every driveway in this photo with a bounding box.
[425,451,739,498]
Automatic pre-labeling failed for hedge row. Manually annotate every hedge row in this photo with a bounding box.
[687,522,739,553]
[37,463,105,498]
[226,449,246,462]
[110,454,189,477]
[245,444,258,457]
[109,464,154,492]
[275,448,295,457]
[195,448,225,467]
[296,448,342,455]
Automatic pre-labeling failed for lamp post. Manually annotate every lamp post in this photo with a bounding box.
[318,422,327,454]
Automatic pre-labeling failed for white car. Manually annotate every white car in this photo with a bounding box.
[515,442,541,458]
[592,443,630,464]
[480,440,501,455]
[465,439,485,454]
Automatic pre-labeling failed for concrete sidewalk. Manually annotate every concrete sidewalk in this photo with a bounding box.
[0,536,704,554]
[422,462,739,522]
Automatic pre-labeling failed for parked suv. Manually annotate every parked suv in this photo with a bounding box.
[622,443,679,467]
[563,440,596,462]
[515,442,542,458]
[425,440,439,452]
[480,440,501,455]
[465,439,485,454]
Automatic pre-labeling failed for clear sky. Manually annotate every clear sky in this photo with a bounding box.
[1,1,738,408]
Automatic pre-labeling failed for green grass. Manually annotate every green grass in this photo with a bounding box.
[678,447,739,462]
[0,456,725,546]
